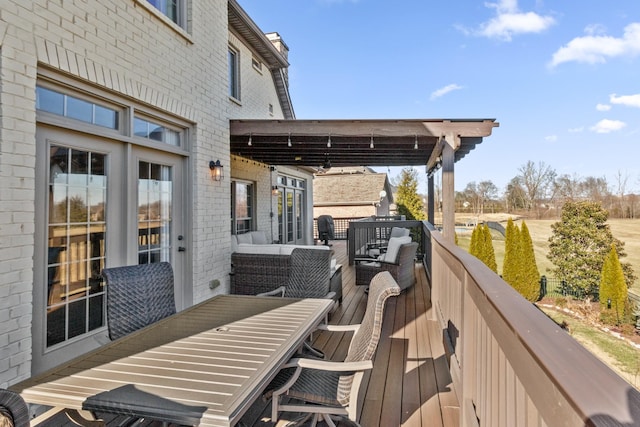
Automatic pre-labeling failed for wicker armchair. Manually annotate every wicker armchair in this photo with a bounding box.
[259,248,335,300]
[0,389,29,427]
[267,271,401,425]
[101,262,176,340]
[356,241,418,290]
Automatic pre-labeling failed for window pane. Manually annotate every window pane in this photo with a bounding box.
[66,96,93,123]
[36,86,119,129]
[229,49,238,98]
[134,117,181,147]
[94,104,118,128]
[46,145,106,349]
[37,87,64,115]
[235,183,248,218]
[138,161,172,265]
[148,0,181,25]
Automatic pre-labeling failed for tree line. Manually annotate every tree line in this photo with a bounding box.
[456,160,639,219]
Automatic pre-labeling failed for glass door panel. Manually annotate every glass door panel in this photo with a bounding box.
[295,191,303,242]
[286,190,294,243]
[46,146,106,347]
[138,161,172,264]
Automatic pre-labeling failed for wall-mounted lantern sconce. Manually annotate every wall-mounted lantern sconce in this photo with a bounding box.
[209,160,224,181]
[271,186,279,196]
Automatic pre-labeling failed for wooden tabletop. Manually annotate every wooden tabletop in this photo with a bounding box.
[12,295,334,427]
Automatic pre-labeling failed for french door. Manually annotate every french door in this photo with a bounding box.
[33,126,185,374]
[277,187,305,245]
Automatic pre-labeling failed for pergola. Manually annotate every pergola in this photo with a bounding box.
[230,118,499,240]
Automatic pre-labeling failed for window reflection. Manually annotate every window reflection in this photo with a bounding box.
[36,86,118,129]
[138,161,172,264]
[46,146,106,348]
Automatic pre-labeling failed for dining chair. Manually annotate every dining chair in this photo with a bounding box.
[101,262,176,340]
[267,271,401,426]
[0,389,29,427]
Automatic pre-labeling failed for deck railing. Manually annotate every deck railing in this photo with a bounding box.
[346,217,426,265]
[426,222,640,426]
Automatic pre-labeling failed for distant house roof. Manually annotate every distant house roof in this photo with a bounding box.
[314,172,392,206]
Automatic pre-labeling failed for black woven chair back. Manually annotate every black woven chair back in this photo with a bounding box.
[0,389,29,427]
[102,262,176,340]
[285,248,332,299]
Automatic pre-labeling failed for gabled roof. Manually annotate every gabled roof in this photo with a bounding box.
[314,172,392,206]
[228,1,295,119]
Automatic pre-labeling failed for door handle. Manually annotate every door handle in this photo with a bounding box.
[178,247,186,252]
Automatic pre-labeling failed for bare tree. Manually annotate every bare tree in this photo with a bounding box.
[615,170,629,218]
[505,177,526,213]
[517,161,557,218]
[555,173,583,202]
[580,176,610,206]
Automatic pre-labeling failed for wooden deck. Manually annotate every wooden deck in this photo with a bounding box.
[244,240,458,427]
[33,240,457,427]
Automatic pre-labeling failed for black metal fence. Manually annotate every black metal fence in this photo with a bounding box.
[538,276,600,301]
[313,215,406,241]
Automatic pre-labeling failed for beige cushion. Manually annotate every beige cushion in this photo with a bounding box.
[236,233,253,245]
[235,244,283,255]
[390,227,410,238]
[381,236,411,263]
[250,231,268,244]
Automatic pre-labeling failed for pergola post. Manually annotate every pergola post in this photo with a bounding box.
[441,135,457,242]
[427,174,435,225]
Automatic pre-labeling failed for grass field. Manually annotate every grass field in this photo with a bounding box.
[456,218,640,294]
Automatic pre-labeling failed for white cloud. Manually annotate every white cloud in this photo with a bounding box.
[596,103,611,111]
[466,0,555,41]
[545,135,558,142]
[479,12,556,41]
[590,119,627,133]
[568,127,584,133]
[549,23,640,67]
[610,93,640,108]
[430,84,463,100]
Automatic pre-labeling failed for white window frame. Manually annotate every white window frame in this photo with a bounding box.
[231,180,254,235]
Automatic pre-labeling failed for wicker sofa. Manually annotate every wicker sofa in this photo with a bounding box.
[230,232,341,302]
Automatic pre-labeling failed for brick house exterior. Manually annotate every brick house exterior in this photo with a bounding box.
[0,0,314,385]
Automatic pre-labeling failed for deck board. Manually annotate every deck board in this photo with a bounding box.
[33,241,457,427]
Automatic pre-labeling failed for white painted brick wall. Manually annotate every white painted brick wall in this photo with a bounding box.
[0,0,303,385]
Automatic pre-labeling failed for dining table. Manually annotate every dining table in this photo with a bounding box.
[11,294,334,426]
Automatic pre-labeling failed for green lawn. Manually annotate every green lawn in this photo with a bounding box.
[457,218,640,295]
[540,306,640,388]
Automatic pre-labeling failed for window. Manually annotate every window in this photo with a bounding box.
[36,86,119,129]
[134,116,181,146]
[228,47,240,100]
[147,0,184,27]
[231,181,253,234]
[251,56,262,72]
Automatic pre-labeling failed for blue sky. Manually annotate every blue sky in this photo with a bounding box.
[239,0,640,193]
